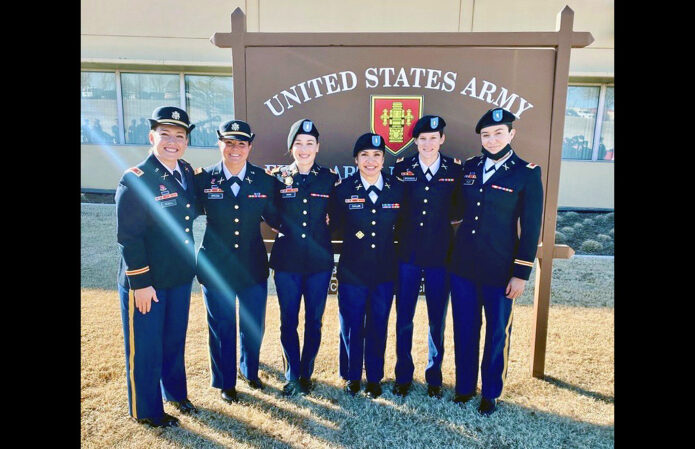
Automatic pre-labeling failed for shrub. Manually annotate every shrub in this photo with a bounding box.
[555,231,566,244]
[565,211,579,219]
[573,222,584,230]
[608,228,614,236]
[597,234,612,242]
[560,226,575,235]
[583,218,594,225]
[580,240,603,252]
[605,212,614,221]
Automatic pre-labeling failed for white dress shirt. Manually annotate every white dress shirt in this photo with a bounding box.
[223,163,247,196]
[360,173,384,204]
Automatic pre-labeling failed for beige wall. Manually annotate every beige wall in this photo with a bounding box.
[81,0,613,76]
[558,160,613,209]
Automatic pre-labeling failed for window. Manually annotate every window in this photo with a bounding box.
[598,87,614,160]
[562,84,614,161]
[80,70,233,148]
[81,72,120,144]
[185,75,234,147]
[121,73,181,145]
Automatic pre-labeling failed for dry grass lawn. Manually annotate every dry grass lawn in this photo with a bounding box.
[81,204,614,448]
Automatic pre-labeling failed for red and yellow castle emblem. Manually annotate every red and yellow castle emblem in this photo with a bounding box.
[370,95,423,156]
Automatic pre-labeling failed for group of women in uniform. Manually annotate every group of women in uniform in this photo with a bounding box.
[115,105,543,428]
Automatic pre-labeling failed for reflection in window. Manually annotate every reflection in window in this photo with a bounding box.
[598,87,614,161]
[185,75,234,147]
[121,73,181,145]
[81,72,120,144]
[562,86,600,160]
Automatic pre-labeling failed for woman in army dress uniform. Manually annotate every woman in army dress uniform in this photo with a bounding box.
[329,132,407,398]
[267,119,340,397]
[449,108,543,416]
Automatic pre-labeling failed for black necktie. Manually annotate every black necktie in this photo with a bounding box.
[228,176,242,186]
[424,169,433,180]
[173,170,183,184]
[367,185,381,196]
[485,165,497,174]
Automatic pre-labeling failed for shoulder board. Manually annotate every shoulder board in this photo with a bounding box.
[526,163,538,169]
[329,168,338,175]
[453,158,462,165]
[466,156,476,161]
[396,157,404,163]
[178,158,190,167]
[194,167,203,175]
[126,167,144,177]
[334,177,342,187]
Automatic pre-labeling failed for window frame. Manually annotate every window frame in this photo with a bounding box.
[564,82,614,162]
[81,68,233,149]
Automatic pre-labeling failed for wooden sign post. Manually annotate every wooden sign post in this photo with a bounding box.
[211,6,592,379]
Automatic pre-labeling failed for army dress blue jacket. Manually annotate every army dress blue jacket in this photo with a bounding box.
[194,161,280,291]
[393,152,464,267]
[116,153,199,290]
[450,151,543,286]
[268,162,339,274]
[330,171,407,288]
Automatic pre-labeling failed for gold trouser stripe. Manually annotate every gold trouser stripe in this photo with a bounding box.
[204,286,214,387]
[128,290,138,418]
[500,305,515,397]
[514,259,534,267]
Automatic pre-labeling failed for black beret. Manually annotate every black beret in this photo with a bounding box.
[475,108,516,133]
[353,132,385,157]
[217,120,255,142]
[287,118,319,150]
[148,106,195,133]
[412,115,446,138]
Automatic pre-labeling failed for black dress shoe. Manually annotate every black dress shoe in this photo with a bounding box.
[392,382,411,397]
[133,412,180,428]
[344,380,361,396]
[169,398,198,414]
[427,385,442,399]
[221,388,239,403]
[282,380,302,397]
[239,370,264,390]
[365,382,382,399]
[298,377,313,395]
[453,393,475,405]
[478,397,497,416]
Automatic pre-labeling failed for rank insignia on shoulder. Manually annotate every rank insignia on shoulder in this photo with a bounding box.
[526,163,538,169]
[127,167,144,177]
[396,157,404,163]
[194,167,203,175]
[330,168,337,175]
[466,156,476,161]
[454,158,462,165]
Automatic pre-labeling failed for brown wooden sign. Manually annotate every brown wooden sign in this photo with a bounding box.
[212,6,593,379]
